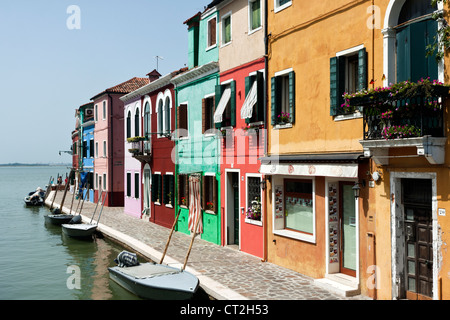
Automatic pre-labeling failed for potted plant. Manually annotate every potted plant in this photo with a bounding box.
[246,197,261,221]
[206,201,214,211]
[277,112,291,124]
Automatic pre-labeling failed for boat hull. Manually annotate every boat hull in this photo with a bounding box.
[108,263,199,300]
[61,223,97,238]
[44,214,74,226]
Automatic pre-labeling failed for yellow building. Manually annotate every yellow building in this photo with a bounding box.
[263,0,450,300]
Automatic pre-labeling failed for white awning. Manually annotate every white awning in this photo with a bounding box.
[241,81,257,119]
[213,87,231,123]
[259,163,358,178]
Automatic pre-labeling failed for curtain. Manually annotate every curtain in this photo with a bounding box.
[188,175,203,234]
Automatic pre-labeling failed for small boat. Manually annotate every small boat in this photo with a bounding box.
[61,192,106,239]
[44,214,75,226]
[24,188,45,206]
[108,251,199,300]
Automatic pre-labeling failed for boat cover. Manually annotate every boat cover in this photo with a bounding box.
[114,251,140,268]
[117,263,180,279]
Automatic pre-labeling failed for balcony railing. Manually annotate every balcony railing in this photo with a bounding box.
[128,137,151,163]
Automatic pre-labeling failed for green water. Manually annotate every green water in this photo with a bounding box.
[0,166,140,300]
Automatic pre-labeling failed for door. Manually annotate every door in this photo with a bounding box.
[232,174,239,245]
[143,165,151,217]
[403,179,433,300]
[339,182,357,277]
[226,172,239,246]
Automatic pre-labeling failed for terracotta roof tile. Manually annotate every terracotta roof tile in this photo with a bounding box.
[92,77,150,100]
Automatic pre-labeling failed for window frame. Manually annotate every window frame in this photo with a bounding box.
[126,172,132,197]
[152,172,162,205]
[102,101,106,120]
[274,0,292,13]
[249,0,262,34]
[202,93,216,134]
[271,68,295,127]
[178,174,190,208]
[272,176,316,243]
[221,11,232,47]
[134,172,140,199]
[163,173,174,207]
[206,15,217,51]
[177,102,189,139]
[202,173,218,214]
[245,173,263,226]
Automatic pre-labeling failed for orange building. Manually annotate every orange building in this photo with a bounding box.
[263,0,450,300]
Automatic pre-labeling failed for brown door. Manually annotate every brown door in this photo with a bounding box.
[403,179,433,300]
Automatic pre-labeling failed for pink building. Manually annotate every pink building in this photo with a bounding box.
[92,77,149,207]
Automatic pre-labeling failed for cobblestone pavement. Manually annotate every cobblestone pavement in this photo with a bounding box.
[47,192,371,301]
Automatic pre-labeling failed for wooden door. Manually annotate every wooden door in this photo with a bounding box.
[339,182,356,277]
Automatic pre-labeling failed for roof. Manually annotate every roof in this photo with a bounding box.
[91,77,150,100]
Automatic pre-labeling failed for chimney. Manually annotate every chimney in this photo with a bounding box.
[146,69,161,82]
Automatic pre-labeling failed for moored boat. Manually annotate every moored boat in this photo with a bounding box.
[108,253,199,300]
[61,222,98,238]
[44,214,75,226]
[24,188,45,206]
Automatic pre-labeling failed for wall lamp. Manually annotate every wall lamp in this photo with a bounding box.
[260,178,267,190]
[353,180,366,199]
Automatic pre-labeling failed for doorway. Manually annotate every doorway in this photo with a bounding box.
[339,182,357,277]
[143,164,151,218]
[226,171,240,246]
[402,178,433,300]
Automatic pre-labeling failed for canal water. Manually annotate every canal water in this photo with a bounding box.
[0,165,141,300]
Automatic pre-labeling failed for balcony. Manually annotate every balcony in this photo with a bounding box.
[343,79,449,165]
[128,137,152,163]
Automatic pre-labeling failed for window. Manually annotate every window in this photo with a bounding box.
[274,0,292,12]
[202,175,218,213]
[95,142,98,158]
[95,173,98,189]
[246,176,262,222]
[214,81,236,128]
[249,0,261,32]
[134,172,140,199]
[94,104,98,122]
[163,174,174,206]
[202,96,215,133]
[126,111,132,139]
[157,99,163,137]
[222,13,231,45]
[330,47,367,116]
[126,172,131,197]
[89,139,94,158]
[83,140,87,158]
[102,101,106,120]
[134,108,140,137]
[151,173,162,204]
[177,104,188,138]
[103,141,106,157]
[178,174,189,207]
[164,96,171,135]
[207,16,217,49]
[284,179,313,234]
[242,71,264,123]
[102,173,106,191]
[72,142,77,155]
[144,102,151,137]
[271,70,295,125]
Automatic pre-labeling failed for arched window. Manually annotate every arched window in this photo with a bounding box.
[144,102,151,137]
[164,96,171,134]
[157,99,163,136]
[134,107,140,137]
[126,111,131,139]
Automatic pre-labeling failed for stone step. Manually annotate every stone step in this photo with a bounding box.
[314,273,360,297]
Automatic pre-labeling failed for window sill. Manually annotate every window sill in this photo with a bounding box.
[180,205,188,209]
[154,202,161,206]
[273,123,292,130]
[220,41,232,49]
[248,26,262,35]
[274,2,292,13]
[204,210,217,215]
[333,111,362,122]
[245,218,262,226]
[273,229,315,243]
[206,44,217,52]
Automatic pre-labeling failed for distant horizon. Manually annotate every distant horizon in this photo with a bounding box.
[0,162,72,167]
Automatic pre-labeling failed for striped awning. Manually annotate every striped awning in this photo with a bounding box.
[213,87,231,123]
[240,80,257,119]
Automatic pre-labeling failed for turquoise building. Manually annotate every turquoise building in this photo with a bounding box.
[172,7,221,244]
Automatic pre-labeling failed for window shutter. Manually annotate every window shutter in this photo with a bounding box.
[396,25,410,82]
[165,104,170,134]
[201,176,206,210]
[271,76,277,125]
[425,19,438,81]
[245,76,251,124]
[288,71,295,124]
[330,57,345,116]
[230,80,236,127]
[185,175,190,206]
[358,48,368,91]
[202,98,206,133]
[170,175,174,205]
[163,175,168,204]
[256,71,264,122]
[151,174,157,201]
[215,84,223,129]
[158,174,162,203]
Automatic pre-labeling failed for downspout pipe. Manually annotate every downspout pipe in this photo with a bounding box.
[108,93,114,206]
[262,0,269,263]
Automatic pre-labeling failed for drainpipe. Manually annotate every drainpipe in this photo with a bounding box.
[262,0,269,263]
[108,93,114,206]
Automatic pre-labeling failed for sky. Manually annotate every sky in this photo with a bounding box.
[0,0,209,164]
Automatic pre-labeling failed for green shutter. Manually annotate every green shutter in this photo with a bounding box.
[245,76,251,124]
[230,80,236,127]
[358,48,367,91]
[330,57,339,116]
[426,19,438,81]
[170,175,174,205]
[288,71,295,124]
[271,76,277,125]
[396,25,410,82]
[151,174,157,201]
[215,84,223,129]
[256,71,264,122]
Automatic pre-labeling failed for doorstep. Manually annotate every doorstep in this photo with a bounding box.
[314,273,360,297]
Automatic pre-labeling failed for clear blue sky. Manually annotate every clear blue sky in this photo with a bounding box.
[0,0,209,164]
